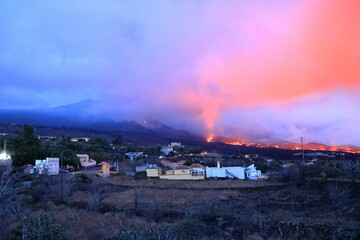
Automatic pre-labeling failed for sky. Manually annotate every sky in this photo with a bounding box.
[1,0,360,145]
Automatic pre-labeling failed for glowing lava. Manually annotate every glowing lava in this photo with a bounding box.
[222,139,360,154]
[206,136,214,142]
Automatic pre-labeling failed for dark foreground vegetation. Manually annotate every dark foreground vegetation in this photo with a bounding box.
[1,165,360,240]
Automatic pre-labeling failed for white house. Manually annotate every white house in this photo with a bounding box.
[161,147,173,155]
[125,152,144,160]
[35,157,59,175]
[70,137,91,142]
[38,136,57,141]
[244,164,262,180]
[206,162,261,180]
[76,154,97,168]
[206,161,246,179]
[168,142,185,149]
[160,160,186,169]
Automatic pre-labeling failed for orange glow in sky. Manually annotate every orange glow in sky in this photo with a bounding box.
[171,0,360,137]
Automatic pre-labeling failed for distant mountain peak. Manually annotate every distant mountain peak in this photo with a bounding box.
[52,99,98,110]
[141,118,168,129]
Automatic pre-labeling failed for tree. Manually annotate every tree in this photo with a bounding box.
[62,149,79,166]
[12,125,44,166]
[184,159,194,166]
[112,137,123,146]
[86,138,110,152]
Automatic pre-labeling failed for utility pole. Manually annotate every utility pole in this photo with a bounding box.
[60,151,64,202]
[301,137,305,161]
[116,159,119,173]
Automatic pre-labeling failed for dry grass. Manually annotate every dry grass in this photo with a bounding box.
[107,175,283,189]
[41,203,132,240]
[102,189,136,211]
[10,174,355,240]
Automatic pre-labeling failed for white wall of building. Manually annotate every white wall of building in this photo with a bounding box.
[206,166,246,179]
[35,157,59,175]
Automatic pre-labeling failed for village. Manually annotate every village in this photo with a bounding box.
[1,125,360,240]
[1,124,359,182]
[1,138,264,180]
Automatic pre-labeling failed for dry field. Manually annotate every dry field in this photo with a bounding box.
[106,175,284,189]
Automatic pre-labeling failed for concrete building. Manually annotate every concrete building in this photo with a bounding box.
[146,163,205,180]
[244,164,262,180]
[135,164,147,173]
[161,146,174,155]
[189,163,206,178]
[161,142,185,156]
[77,154,97,168]
[205,161,261,180]
[169,142,182,147]
[38,136,56,141]
[206,161,246,180]
[70,137,91,142]
[35,157,59,175]
[125,152,144,160]
[147,161,261,181]
[159,165,205,180]
[146,164,162,177]
[160,160,186,169]
[98,162,110,177]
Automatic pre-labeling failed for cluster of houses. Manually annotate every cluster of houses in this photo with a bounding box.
[0,148,112,177]
[38,136,91,142]
[27,154,97,175]
[31,156,112,177]
[1,138,263,181]
[146,159,262,180]
[161,142,185,155]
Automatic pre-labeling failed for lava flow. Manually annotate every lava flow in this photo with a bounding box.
[206,136,360,154]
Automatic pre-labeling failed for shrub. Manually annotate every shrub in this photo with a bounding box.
[269,209,294,222]
[74,173,92,183]
[325,183,350,207]
[87,183,107,212]
[0,169,23,238]
[270,166,300,183]
[107,226,176,240]
[14,212,66,240]
[30,175,72,203]
[299,164,342,179]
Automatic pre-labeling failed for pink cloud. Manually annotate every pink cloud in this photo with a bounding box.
[170,0,360,134]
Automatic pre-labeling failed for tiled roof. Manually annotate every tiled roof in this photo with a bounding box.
[160,160,186,166]
[174,165,190,170]
[98,162,109,166]
[189,163,205,169]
